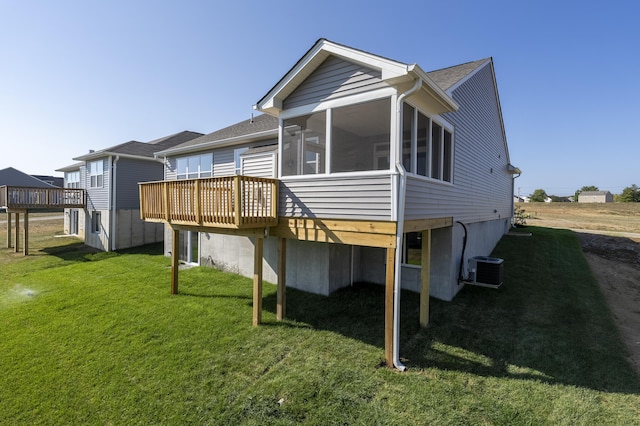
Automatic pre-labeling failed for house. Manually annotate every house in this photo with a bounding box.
[578,190,613,203]
[31,174,64,188]
[57,130,203,251]
[1,167,85,254]
[139,39,519,368]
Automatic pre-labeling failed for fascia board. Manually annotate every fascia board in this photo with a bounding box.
[409,65,460,112]
[73,151,161,163]
[155,129,279,158]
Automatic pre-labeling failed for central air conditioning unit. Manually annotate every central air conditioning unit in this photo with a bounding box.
[468,256,504,288]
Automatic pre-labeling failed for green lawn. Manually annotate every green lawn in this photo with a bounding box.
[1,225,639,424]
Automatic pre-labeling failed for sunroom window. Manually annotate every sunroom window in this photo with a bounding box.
[402,102,453,183]
[282,111,326,176]
[331,98,391,173]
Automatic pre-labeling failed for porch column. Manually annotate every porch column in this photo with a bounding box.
[420,229,432,327]
[385,247,395,366]
[23,211,29,256]
[6,212,11,248]
[14,212,19,253]
[253,236,264,326]
[277,237,286,321]
[171,228,179,294]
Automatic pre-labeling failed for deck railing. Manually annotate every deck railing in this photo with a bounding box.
[0,186,86,209]
[139,176,278,229]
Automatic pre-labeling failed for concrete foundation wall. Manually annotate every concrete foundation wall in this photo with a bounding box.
[115,209,164,250]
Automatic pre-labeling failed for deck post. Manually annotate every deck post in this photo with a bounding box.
[277,237,286,320]
[420,229,432,327]
[171,227,179,294]
[6,212,11,248]
[14,212,20,253]
[23,211,29,256]
[385,247,395,366]
[253,236,264,326]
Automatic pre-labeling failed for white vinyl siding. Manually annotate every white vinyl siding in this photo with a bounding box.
[213,149,235,177]
[279,175,392,220]
[85,159,109,210]
[242,152,277,178]
[283,56,388,109]
[404,63,512,223]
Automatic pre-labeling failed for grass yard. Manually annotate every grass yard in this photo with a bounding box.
[1,214,639,424]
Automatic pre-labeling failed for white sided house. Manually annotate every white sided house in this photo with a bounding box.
[140,39,519,368]
[57,131,203,251]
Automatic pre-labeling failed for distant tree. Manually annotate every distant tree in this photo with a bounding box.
[619,184,640,202]
[530,189,548,202]
[574,185,599,202]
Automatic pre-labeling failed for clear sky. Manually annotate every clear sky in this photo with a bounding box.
[1,0,638,197]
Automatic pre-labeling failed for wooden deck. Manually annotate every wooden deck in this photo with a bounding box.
[139,176,279,229]
[0,186,85,210]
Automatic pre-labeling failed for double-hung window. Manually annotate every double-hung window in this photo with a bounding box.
[89,161,103,188]
[66,171,80,188]
[176,153,213,180]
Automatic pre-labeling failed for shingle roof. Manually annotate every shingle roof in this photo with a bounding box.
[157,114,279,154]
[426,58,490,91]
[73,130,204,161]
[0,167,56,188]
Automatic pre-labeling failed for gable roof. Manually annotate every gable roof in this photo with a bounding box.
[0,167,56,188]
[254,38,459,116]
[73,130,203,162]
[580,191,612,196]
[155,114,279,157]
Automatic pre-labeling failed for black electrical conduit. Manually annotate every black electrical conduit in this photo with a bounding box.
[456,221,468,282]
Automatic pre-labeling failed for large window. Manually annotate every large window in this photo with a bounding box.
[331,98,391,173]
[88,160,103,188]
[402,102,453,183]
[282,111,326,176]
[177,153,213,179]
[65,171,80,188]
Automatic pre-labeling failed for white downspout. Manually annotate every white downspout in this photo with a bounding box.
[393,77,422,371]
[111,155,120,251]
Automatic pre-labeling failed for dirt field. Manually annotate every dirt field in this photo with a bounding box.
[518,203,640,376]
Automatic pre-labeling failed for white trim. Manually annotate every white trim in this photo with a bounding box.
[279,87,396,120]
[279,169,395,182]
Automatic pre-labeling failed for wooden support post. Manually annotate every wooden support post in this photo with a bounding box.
[171,228,179,294]
[385,247,395,367]
[420,229,432,327]
[14,212,20,253]
[253,237,264,326]
[23,211,29,256]
[6,212,11,248]
[277,237,287,321]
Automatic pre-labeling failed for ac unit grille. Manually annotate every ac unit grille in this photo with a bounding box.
[469,256,504,287]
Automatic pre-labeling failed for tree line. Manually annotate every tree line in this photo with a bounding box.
[528,184,640,202]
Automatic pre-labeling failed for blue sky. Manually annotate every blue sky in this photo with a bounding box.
[1,0,638,197]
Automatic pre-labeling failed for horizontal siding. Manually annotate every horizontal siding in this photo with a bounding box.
[284,56,388,109]
[279,175,392,220]
[85,158,110,210]
[405,63,512,223]
[242,153,276,178]
[213,148,234,177]
[116,158,163,209]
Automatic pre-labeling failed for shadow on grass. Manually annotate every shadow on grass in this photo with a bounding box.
[42,242,164,263]
[262,227,640,395]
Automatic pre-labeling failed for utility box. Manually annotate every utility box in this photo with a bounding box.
[468,256,504,288]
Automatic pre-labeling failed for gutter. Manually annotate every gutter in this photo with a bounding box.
[392,77,423,371]
[111,155,120,251]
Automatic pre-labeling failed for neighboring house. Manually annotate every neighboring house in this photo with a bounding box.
[0,167,58,189]
[578,191,613,203]
[32,175,64,188]
[57,130,203,251]
[139,39,519,368]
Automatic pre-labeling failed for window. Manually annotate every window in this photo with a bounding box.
[66,171,80,188]
[92,211,101,234]
[402,232,422,265]
[234,148,249,175]
[402,102,453,183]
[88,160,103,188]
[282,111,326,176]
[176,153,213,179]
[331,98,391,173]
